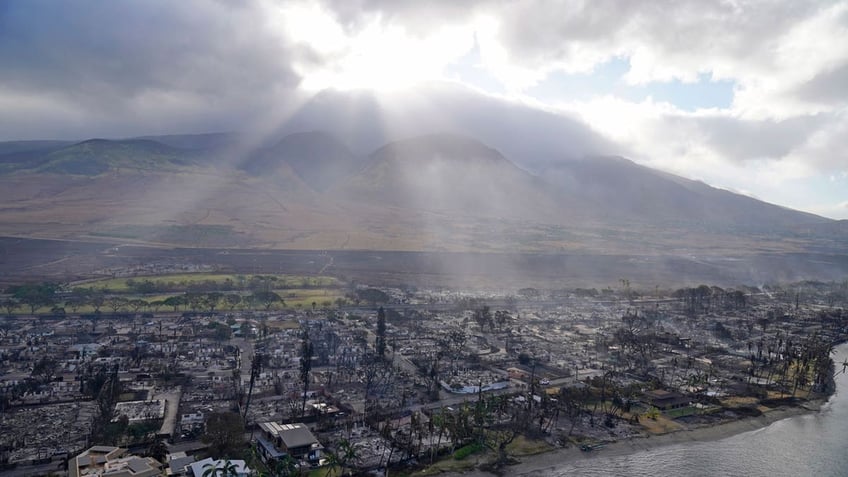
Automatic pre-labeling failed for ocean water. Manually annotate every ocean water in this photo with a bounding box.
[539,343,848,477]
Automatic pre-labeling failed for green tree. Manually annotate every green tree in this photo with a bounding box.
[251,291,283,311]
[202,412,245,458]
[128,299,148,313]
[186,293,205,312]
[149,300,165,312]
[209,322,233,341]
[146,440,168,463]
[270,455,298,477]
[8,282,59,314]
[358,288,389,306]
[334,439,358,476]
[164,295,185,312]
[202,460,239,477]
[206,292,224,312]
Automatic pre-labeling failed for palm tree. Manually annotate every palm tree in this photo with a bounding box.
[270,455,298,477]
[335,439,357,476]
[202,460,239,477]
[324,450,341,477]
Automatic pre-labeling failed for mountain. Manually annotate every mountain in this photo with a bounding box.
[0,138,198,176]
[0,131,844,260]
[0,140,74,155]
[538,156,830,230]
[133,132,238,151]
[241,131,364,192]
[275,83,615,166]
[333,133,579,220]
[0,140,75,174]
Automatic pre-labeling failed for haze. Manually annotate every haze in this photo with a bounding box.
[1,0,847,219]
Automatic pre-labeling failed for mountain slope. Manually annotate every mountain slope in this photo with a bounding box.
[0,138,199,176]
[333,133,579,220]
[0,132,842,256]
[0,140,74,155]
[539,156,830,230]
[241,131,363,192]
[133,132,237,150]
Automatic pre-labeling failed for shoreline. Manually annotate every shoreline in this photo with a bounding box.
[445,398,826,476]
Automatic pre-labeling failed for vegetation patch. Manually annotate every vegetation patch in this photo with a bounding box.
[416,454,483,476]
[453,442,484,460]
[505,435,553,456]
[86,273,337,293]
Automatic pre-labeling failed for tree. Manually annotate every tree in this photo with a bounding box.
[270,455,298,477]
[334,439,358,476]
[90,292,105,313]
[89,364,121,444]
[1,298,18,316]
[486,426,519,469]
[376,306,387,359]
[202,460,239,477]
[164,295,185,312]
[32,356,57,384]
[209,322,233,341]
[251,291,283,311]
[494,310,511,331]
[243,353,263,424]
[8,282,59,314]
[358,288,389,305]
[128,299,148,313]
[225,294,242,310]
[325,449,341,477]
[202,412,245,458]
[186,293,205,312]
[106,296,128,313]
[473,306,492,331]
[206,292,224,312]
[67,287,93,313]
[300,330,314,418]
[146,440,168,464]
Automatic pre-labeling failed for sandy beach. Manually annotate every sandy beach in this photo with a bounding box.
[443,400,825,476]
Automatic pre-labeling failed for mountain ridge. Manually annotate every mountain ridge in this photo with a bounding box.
[0,130,842,256]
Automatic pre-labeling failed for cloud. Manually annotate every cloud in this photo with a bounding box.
[796,61,848,105]
[280,82,617,162]
[0,0,303,139]
[0,0,846,219]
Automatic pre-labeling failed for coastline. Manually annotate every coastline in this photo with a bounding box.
[444,398,826,477]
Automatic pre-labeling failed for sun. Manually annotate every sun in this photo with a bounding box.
[269,3,472,93]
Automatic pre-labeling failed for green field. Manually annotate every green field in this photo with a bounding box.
[277,288,344,308]
[4,272,345,315]
[81,273,337,292]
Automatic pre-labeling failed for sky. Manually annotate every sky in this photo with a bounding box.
[0,0,847,219]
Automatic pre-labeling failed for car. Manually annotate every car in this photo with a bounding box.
[540,378,550,385]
